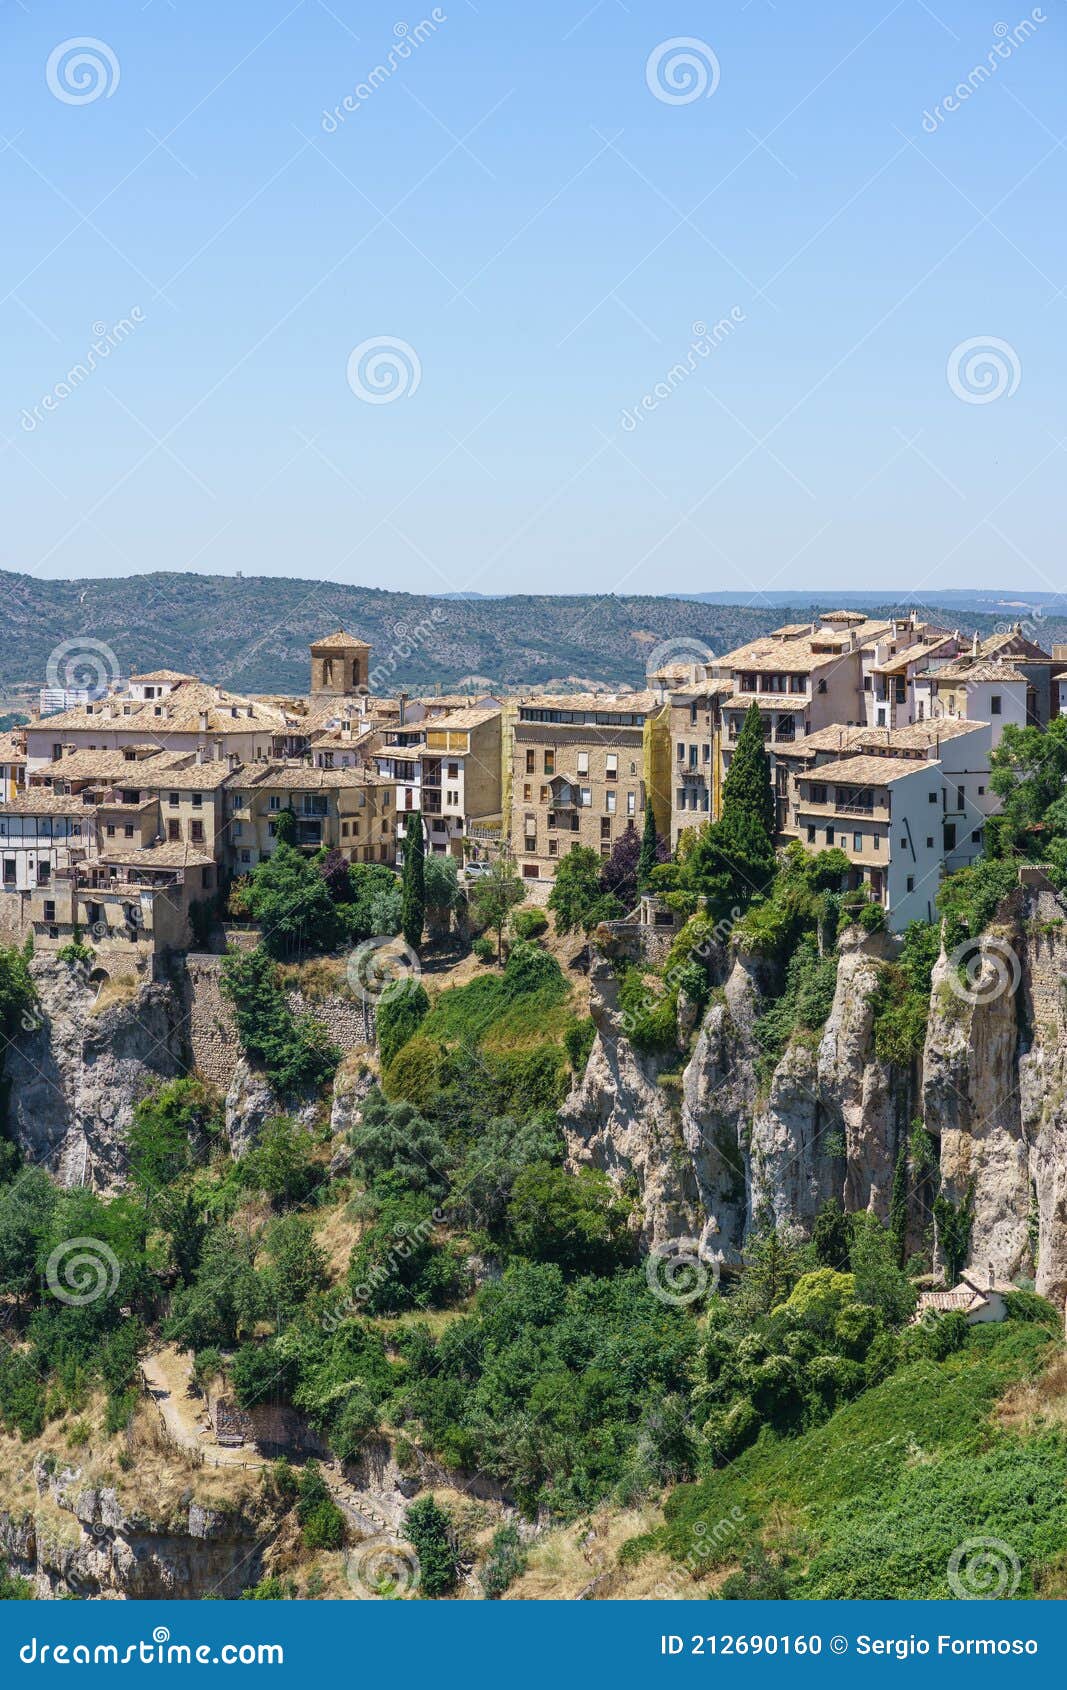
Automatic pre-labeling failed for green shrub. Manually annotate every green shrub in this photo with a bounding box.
[512,907,548,941]
[471,935,495,964]
[376,979,430,1068]
[480,1522,528,1597]
[404,1495,458,1597]
[563,1015,596,1074]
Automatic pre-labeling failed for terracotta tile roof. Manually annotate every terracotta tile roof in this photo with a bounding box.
[871,636,958,675]
[932,658,1029,684]
[722,694,810,711]
[518,690,657,714]
[0,791,97,815]
[310,628,371,650]
[0,733,28,764]
[99,842,217,870]
[127,669,198,683]
[225,763,384,792]
[798,754,930,787]
[423,706,500,730]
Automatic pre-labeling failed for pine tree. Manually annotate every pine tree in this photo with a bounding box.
[400,810,425,953]
[722,701,775,841]
[637,799,659,891]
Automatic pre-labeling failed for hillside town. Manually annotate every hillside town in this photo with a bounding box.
[0,611,1062,964]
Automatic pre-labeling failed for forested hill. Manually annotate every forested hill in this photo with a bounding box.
[2,569,1060,697]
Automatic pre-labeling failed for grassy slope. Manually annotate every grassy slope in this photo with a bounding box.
[660,1320,1067,1599]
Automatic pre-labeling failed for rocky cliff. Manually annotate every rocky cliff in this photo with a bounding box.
[5,959,186,1191]
[563,885,1067,1316]
[0,1453,272,1600]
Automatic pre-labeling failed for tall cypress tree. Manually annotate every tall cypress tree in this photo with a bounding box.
[637,799,659,891]
[889,1142,909,1268]
[400,809,425,952]
[722,702,775,841]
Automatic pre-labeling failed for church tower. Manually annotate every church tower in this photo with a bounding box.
[309,629,371,699]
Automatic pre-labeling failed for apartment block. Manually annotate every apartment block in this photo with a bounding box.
[667,677,731,848]
[509,693,659,886]
[795,754,945,930]
[224,764,393,873]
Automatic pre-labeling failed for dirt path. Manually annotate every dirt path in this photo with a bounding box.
[140,1346,267,1469]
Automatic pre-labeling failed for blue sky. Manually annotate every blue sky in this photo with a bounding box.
[1,0,1063,600]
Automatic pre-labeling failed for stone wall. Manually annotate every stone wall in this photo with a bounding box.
[183,954,239,1091]
[184,953,374,1095]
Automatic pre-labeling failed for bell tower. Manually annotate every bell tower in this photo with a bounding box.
[310,629,371,699]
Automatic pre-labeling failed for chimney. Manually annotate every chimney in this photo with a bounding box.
[398,691,408,727]
[198,711,209,732]
[971,631,980,657]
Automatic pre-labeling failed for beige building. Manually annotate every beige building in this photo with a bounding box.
[386,705,503,863]
[224,764,394,872]
[667,677,732,847]
[509,693,659,887]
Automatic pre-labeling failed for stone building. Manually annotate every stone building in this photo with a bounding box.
[508,691,668,888]
[223,763,394,871]
[309,629,371,700]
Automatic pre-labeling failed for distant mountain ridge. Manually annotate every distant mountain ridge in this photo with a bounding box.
[2,569,1063,699]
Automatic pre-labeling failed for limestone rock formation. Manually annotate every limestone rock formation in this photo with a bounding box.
[5,959,185,1191]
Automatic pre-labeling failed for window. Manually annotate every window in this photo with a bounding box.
[447,762,459,780]
[926,837,934,849]
[853,832,862,853]
[577,752,589,775]
[817,679,827,694]
[906,875,915,893]
[52,744,62,760]
[544,750,554,775]
[991,695,1002,715]
[826,827,834,845]
[677,788,686,810]
[580,787,591,807]
[605,754,617,780]
[689,702,698,725]
[688,745,699,769]
[928,791,937,803]
[806,825,816,843]
[167,820,180,842]
[124,824,135,839]
[522,863,539,879]
[811,783,827,805]
[627,792,636,815]
[676,743,685,763]
[944,823,957,851]
[972,827,983,843]
[106,824,116,838]
[873,834,881,850]
[240,850,251,865]
[191,820,204,844]
[2,859,15,885]
[605,791,616,814]
[548,837,558,857]
[269,796,281,811]
[192,792,203,808]
[526,750,535,774]
[956,785,965,811]
[43,899,56,923]
[978,785,985,796]
[341,822,349,838]
[168,791,179,807]
[523,784,532,801]
[37,862,50,884]
[601,817,611,840]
